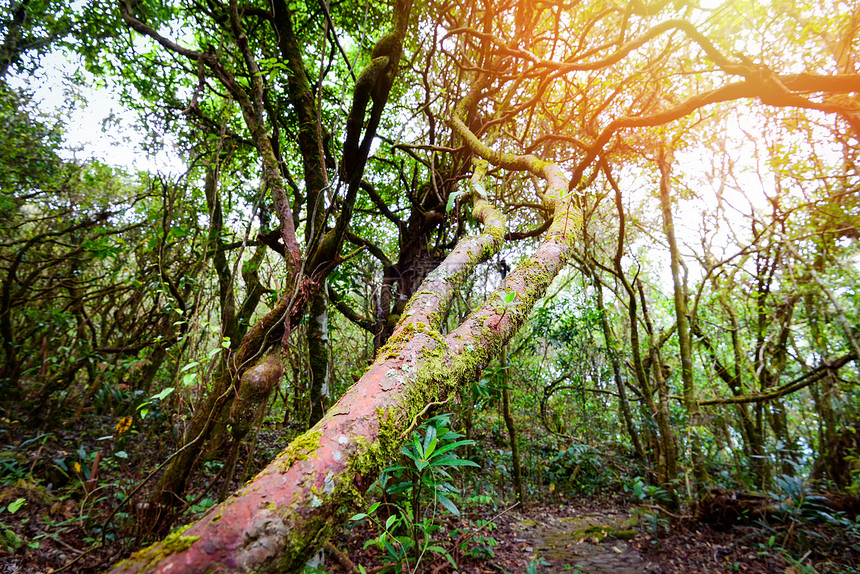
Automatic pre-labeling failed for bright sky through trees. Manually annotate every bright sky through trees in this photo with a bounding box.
[13,50,182,173]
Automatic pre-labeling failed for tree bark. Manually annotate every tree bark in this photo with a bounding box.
[307,289,330,426]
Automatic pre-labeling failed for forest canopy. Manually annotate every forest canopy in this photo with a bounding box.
[0,0,859,572]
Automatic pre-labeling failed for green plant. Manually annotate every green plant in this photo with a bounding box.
[0,433,53,486]
[136,386,175,420]
[451,518,499,559]
[627,478,671,546]
[493,290,520,326]
[186,495,217,515]
[546,444,613,495]
[385,414,479,522]
[0,452,28,486]
[350,414,478,573]
[846,454,860,495]
[525,557,550,573]
[757,473,860,568]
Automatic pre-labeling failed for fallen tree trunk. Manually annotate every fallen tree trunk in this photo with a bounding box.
[109,136,575,574]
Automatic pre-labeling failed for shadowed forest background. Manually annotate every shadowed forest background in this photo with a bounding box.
[1,0,859,572]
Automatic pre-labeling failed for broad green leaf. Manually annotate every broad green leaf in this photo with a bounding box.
[422,425,437,457]
[430,439,475,458]
[471,180,487,198]
[446,190,465,212]
[180,361,199,372]
[152,387,174,401]
[7,498,26,514]
[436,493,460,516]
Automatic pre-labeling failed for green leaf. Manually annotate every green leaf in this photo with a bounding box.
[152,387,174,401]
[471,180,487,198]
[386,481,415,495]
[424,434,438,460]
[430,439,475,458]
[1,527,21,552]
[349,513,368,521]
[423,425,437,458]
[446,190,465,213]
[432,456,480,468]
[114,451,128,459]
[180,361,199,372]
[384,514,397,530]
[436,493,460,516]
[8,498,26,514]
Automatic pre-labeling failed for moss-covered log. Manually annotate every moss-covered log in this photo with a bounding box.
[108,111,577,574]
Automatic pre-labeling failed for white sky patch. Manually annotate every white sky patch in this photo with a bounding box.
[10,50,186,175]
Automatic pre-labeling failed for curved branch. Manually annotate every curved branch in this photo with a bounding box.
[570,74,860,189]
[699,354,855,406]
[326,283,375,333]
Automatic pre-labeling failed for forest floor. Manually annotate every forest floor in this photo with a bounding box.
[1,418,858,573]
[325,496,815,574]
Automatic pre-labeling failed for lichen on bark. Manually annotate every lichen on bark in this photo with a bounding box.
[112,525,199,572]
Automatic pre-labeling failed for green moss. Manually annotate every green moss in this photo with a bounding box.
[275,429,323,473]
[115,523,200,570]
[270,509,337,574]
[553,523,636,543]
[378,321,446,359]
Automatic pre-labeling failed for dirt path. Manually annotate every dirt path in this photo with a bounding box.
[514,508,652,574]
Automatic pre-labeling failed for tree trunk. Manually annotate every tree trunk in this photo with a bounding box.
[144,296,292,534]
[636,279,678,492]
[657,150,706,486]
[307,289,330,426]
[500,347,524,505]
[592,269,645,460]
